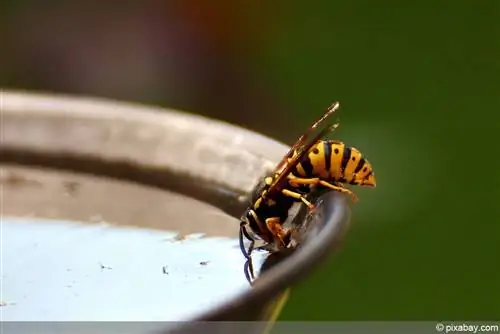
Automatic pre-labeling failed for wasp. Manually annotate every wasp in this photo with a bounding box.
[239,102,376,283]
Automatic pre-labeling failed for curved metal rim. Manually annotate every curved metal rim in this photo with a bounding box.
[0,89,351,324]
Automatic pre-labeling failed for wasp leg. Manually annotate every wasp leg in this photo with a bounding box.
[239,222,256,280]
[243,259,254,285]
[265,217,290,249]
[239,222,251,259]
[281,189,316,210]
[289,177,359,203]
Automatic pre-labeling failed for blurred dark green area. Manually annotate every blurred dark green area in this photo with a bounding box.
[1,0,498,320]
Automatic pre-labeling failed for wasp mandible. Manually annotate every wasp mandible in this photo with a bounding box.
[239,102,376,282]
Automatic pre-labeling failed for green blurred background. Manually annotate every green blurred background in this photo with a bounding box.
[1,1,498,320]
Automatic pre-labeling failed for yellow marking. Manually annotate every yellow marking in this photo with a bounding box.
[363,174,377,188]
[254,197,262,209]
[364,172,376,187]
[308,142,329,179]
[329,141,345,180]
[295,163,306,177]
[281,189,314,208]
[343,147,363,183]
[265,177,273,185]
[356,159,373,180]
[285,150,306,176]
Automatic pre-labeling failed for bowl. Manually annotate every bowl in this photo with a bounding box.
[0,90,351,333]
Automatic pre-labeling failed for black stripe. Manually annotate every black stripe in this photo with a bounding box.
[349,178,358,185]
[354,157,366,174]
[323,141,332,175]
[300,154,314,177]
[341,146,351,173]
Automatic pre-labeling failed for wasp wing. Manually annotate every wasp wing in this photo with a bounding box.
[273,102,340,175]
[264,102,341,200]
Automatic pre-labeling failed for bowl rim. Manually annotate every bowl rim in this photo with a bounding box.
[0,89,351,324]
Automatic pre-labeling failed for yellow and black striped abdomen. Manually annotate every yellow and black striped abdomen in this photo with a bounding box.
[293,140,375,186]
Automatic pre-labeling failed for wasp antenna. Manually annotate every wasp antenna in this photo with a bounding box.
[239,224,249,259]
